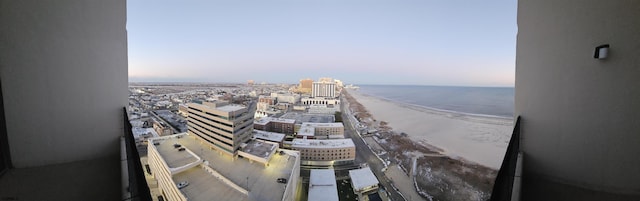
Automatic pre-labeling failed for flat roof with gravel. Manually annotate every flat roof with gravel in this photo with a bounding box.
[242,140,277,159]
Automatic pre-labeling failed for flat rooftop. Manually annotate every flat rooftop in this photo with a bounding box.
[154,110,188,132]
[253,117,271,125]
[280,112,335,124]
[173,167,248,201]
[132,127,159,138]
[349,167,379,191]
[216,104,246,112]
[291,139,355,149]
[309,169,339,201]
[151,134,298,201]
[153,139,200,168]
[241,140,277,160]
[254,117,296,125]
[253,130,285,142]
[298,126,315,137]
[301,122,344,127]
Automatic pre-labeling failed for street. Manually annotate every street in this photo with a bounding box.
[340,95,406,201]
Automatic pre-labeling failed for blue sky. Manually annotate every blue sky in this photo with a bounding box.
[127,0,517,86]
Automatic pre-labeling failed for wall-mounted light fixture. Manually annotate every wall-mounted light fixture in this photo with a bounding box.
[594,44,609,60]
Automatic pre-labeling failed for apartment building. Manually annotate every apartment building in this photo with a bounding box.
[290,139,355,165]
[253,117,296,135]
[297,122,345,139]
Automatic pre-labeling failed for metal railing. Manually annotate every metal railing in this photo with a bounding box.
[489,116,521,201]
[123,108,152,201]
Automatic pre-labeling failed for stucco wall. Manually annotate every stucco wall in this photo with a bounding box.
[515,0,640,195]
[0,0,128,167]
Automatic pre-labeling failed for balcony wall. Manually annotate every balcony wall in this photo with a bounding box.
[515,0,640,199]
[0,0,128,167]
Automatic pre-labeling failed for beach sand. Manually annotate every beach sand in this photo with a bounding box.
[348,90,514,169]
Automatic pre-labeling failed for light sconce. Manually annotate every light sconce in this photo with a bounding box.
[594,44,609,60]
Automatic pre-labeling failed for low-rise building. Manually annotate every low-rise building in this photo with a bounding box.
[292,106,306,111]
[271,92,300,104]
[279,112,335,124]
[301,97,340,105]
[147,133,300,201]
[252,130,286,146]
[254,108,283,118]
[254,117,296,134]
[289,138,355,165]
[275,103,290,111]
[308,169,339,201]
[349,167,380,199]
[308,104,339,114]
[297,122,345,139]
[153,119,173,136]
[256,102,271,111]
[258,96,276,105]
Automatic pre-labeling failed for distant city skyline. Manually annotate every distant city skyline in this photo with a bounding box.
[128,0,517,87]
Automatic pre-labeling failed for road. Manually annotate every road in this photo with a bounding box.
[340,95,406,201]
[150,111,180,134]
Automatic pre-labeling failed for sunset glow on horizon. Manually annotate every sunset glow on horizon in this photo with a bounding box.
[127,0,517,87]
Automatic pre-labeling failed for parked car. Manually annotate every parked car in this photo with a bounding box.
[173,144,181,148]
[177,181,189,189]
[277,178,287,183]
[178,147,186,151]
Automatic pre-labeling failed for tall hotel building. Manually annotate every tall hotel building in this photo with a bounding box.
[299,79,313,90]
[312,80,336,98]
[186,101,253,154]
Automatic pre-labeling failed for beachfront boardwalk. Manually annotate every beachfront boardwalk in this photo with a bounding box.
[385,165,425,201]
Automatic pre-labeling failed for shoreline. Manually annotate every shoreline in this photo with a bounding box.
[356,91,514,121]
[347,89,514,169]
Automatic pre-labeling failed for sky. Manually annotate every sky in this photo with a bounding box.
[127,0,517,86]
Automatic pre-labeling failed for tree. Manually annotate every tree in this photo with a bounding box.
[334,111,343,122]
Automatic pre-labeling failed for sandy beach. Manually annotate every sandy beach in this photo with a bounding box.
[348,89,514,169]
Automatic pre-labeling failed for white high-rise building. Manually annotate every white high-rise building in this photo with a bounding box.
[312,81,336,98]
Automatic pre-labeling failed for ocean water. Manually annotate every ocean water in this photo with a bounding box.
[356,85,514,118]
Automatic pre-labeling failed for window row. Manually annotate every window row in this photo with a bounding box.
[301,156,350,160]
[299,149,351,153]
